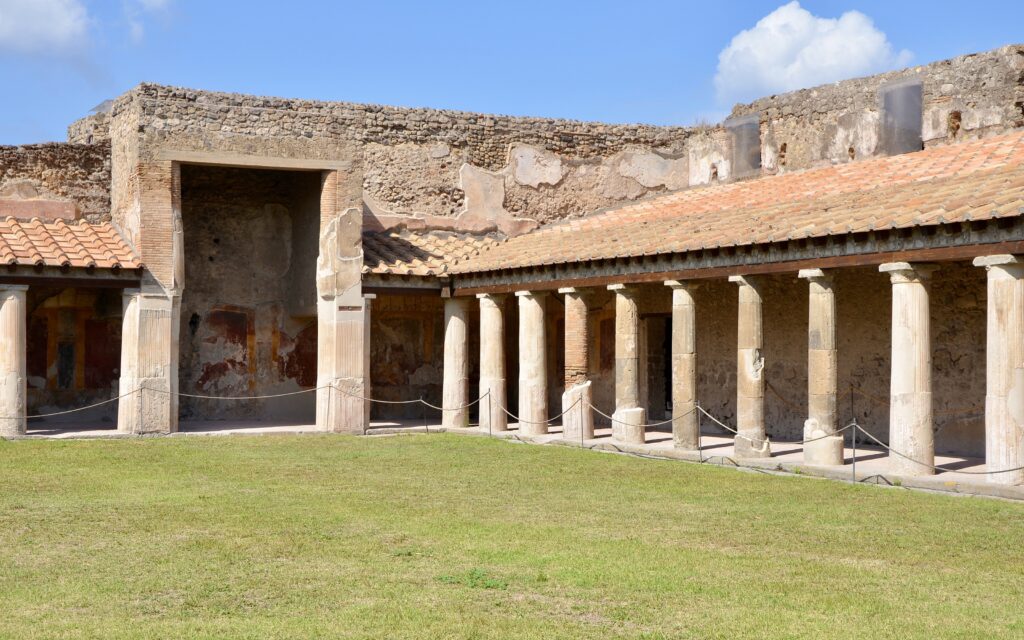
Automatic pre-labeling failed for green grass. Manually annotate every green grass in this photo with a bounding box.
[1,434,1022,639]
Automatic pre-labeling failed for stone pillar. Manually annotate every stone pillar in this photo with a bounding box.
[316,294,372,433]
[974,255,1024,485]
[559,287,594,441]
[0,285,27,437]
[517,290,548,435]
[608,284,645,444]
[880,262,938,476]
[729,275,771,458]
[315,169,369,434]
[477,293,507,433]
[665,281,698,450]
[799,269,843,465]
[117,288,181,434]
[442,297,470,429]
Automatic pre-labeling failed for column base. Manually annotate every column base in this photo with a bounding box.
[803,432,844,466]
[888,454,936,477]
[672,402,699,451]
[734,431,771,459]
[117,376,176,434]
[316,378,369,434]
[561,381,594,442]
[479,377,507,433]
[612,407,646,445]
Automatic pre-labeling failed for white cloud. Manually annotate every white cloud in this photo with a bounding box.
[0,0,90,56]
[125,0,171,44]
[714,1,912,105]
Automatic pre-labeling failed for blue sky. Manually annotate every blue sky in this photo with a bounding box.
[1,0,1022,145]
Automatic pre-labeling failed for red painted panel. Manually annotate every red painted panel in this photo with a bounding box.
[84,318,120,389]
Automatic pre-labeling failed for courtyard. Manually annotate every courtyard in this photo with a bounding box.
[1,433,1022,639]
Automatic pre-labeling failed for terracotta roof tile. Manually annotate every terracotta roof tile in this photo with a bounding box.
[0,217,141,269]
[362,229,503,277]
[453,130,1024,274]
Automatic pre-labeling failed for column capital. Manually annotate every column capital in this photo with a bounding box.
[558,287,592,296]
[515,289,548,299]
[728,274,762,287]
[607,283,639,297]
[0,284,29,293]
[476,292,506,300]
[797,268,833,283]
[664,280,699,290]
[973,254,1024,276]
[879,262,939,284]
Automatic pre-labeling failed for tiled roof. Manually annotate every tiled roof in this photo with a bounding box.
[0,217,141,269]
[362,228,503,276]
[452,130,1024,274]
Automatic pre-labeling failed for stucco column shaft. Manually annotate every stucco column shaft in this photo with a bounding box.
[442,297,470,429]
[974,255,1024,485]
[608,284,645,444]
[880,262,938,476]
[0,285,28,437]
[665,281,698,450]
[477,294,507,433]
[729,275,771,458]
[316,294,373,433]
[799,269,843,465]
[117,288,180,434]
[517,291,548,435]
[559,288,594,441]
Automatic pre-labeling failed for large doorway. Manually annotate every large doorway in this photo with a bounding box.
[178,165,321,426]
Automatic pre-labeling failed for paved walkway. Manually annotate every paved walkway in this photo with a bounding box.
[18,418,1021,501]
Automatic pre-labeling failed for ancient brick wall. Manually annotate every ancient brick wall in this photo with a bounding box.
[0,142,111,222]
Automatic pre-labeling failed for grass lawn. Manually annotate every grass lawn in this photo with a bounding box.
[1,433,1023,639]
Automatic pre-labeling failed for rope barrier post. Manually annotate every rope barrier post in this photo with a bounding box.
[697,406,703,463]
[851,420,858,484]
[487,392,492,437]
[579,396,585,449]
[420,397,428,434]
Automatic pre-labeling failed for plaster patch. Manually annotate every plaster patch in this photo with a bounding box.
[616,152,688,190]
[511,144,565,188]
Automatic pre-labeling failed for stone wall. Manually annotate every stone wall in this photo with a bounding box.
[734,44,1024,173]
[0,142,110,222]
[65,44,1023,236]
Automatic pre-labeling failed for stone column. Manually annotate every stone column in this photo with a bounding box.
[608,284,645,444]
[442,297,470,429]
[799,269,843,465]
[117,288,181,434]
[477,293,507,433]
[880,262,938,476]
[974,255,1024,485]
[0,285,27,437]
[729,275,771,458]
[665,281,698,450]
[517,290,548,435]
[559,287,594,441]
[316,294,373,433]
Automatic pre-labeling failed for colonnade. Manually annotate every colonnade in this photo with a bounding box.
[441,258,1024,485]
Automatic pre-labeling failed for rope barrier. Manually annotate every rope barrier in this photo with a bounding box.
[10,380,1024,480]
